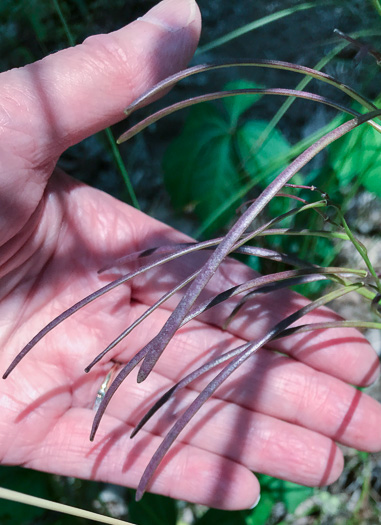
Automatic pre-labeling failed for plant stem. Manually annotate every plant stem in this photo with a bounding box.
[104,128,140,209]
[52,0,76,46]
[0,487,132,525]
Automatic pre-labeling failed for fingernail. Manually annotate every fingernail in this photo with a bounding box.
[249,493,261,509]
[138,0,197,33]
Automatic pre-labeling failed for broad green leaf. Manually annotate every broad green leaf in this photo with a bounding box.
[245,493,274,525]
[329,123,381,197]
[236,120,291,186]
[257,474,313,514]
[163,94,291,232]
[236,119,293,224]
[128,491,177,525]
[163,103,242,228]
[361,164,381,196]
[223,79,263,126]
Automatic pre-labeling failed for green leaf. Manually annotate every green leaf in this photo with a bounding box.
[163,100,293,232]
[361,164,381,196]
[245,493,274,525]
[257,474,313,514]
[128,491,178,525]
[329,122,381,197]
[223,80,263,126]
[236,120,291,186]
[163,103,242,228]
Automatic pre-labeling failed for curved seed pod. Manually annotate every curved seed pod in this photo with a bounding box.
[135,283,363,500]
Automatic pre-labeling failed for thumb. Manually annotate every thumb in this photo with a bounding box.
[0,0,200,244]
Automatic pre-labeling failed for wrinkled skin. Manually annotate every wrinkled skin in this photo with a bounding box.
[0,0,380,511]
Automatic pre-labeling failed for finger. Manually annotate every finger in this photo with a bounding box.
[2,0,200,153]
[21,408,259,510]
[0,0,201,243]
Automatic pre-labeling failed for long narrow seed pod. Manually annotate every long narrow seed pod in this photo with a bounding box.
[85,268,202,372]
[183,267,366,326]
[118,88,360,143]
[91,269,365,441]
[130,270,366,438]
[2,239,235,378]
[5,194,325,378]
[123,60,378,119]
[135,283,363,500]
[136,111,381,384]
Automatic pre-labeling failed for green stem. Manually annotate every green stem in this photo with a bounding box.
[353,455,372,521]
[335,206,381,292]
[104,128,140,209]
[52,0,76,46]
[372,0,381,16]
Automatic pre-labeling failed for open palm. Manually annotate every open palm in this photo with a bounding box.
[0,0,380,511]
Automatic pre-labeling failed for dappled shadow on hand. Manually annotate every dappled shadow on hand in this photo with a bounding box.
[14,372,95,423]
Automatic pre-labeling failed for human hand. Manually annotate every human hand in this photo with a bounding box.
[0,0,380,511]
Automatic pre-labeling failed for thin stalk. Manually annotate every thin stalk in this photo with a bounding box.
[135,283,363,500]
[52,0,76,46]
[104,128,140,209]
[257,228,349,241]
[334,205,381,292]
[275,320,381,338]
[0,487,132,525]
[372,0,381,17]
